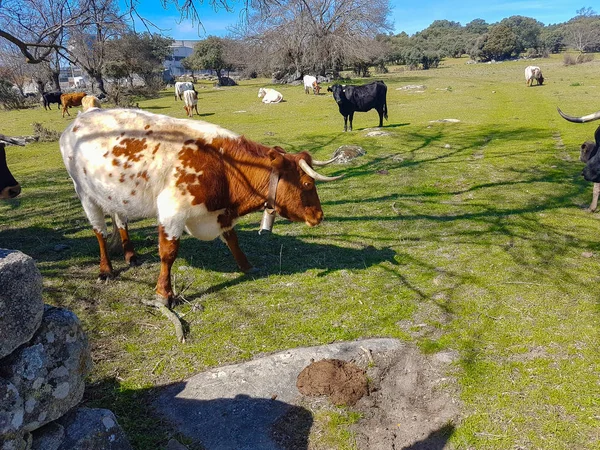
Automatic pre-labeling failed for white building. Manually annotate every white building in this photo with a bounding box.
[163,40,200,80]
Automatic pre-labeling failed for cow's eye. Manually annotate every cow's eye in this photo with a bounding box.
[302,180,314,190]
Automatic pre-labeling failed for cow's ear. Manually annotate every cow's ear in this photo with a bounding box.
[268,149,285,170]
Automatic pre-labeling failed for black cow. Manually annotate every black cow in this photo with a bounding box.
[0,135,23,199]
[42,91,62,110]
[327,81,388,132]
[558,108,600,182]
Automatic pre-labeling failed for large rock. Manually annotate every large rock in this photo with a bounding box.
[0,305,92,432]
[0,249,44,359]
[32,408,132,450]
[0,378,28,450]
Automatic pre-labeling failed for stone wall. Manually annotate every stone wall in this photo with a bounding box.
[0,249,132,450]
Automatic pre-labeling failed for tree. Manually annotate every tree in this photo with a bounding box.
[183,36,231,84]
[482,24,518,60]
[563,14,600,53]
[105,32,173,88]
[235,0,392,78]
[500,15,543,54]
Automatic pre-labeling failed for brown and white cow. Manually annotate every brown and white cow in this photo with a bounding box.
[525,66,544,87]
[60,108,342,306]
[60,92,87,118]
[0,135,23,199]
[182,89,199,117]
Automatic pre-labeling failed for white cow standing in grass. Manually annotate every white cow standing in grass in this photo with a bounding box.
[258,88,283,104]
[174,81,194,100]
[525,66,544,86]
[303,75,320,95]
[182,89,199,117]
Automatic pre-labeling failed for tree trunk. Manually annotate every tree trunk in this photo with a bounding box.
[94,75,107,95]
[34,78,46,95]
[50,71,60,91]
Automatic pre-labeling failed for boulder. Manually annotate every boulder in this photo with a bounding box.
[31,421,64,450]
[0,249,44,359]
[50,407,132,450]
[332,145,366,163]
[0,305,92,432]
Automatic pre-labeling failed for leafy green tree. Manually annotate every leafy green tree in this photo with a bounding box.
[500,15,543,54]
[465,19,489,34]
[482,24,518,60]
[540,25,564,53]
[183,36,231,84]
[105,32,173,88]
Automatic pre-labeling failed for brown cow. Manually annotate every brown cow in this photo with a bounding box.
[60,92,87,118]
[0,135,23,199]
[59,108,342,306]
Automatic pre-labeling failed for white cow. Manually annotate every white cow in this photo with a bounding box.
[174,81,194,100]
[258,88,283,104]
[182,89,199,117]
[303,75,320,95]
[525,66,544,87]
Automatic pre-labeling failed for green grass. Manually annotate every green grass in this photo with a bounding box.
[2,53,600,449]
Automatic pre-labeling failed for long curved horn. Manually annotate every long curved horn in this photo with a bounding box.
[311,156,340,166]
[557,107,600,123]
[299,159,343,182]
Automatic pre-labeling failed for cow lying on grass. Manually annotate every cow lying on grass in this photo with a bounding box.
[60,108,342,307]
[258,88,283,104]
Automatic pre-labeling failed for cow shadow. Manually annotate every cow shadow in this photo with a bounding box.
[176,226,398,277]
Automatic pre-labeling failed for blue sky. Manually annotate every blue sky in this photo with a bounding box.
[122,0,585,39]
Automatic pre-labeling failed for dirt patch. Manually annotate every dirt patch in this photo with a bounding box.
[351,346,460,450]
[297,359,368,406]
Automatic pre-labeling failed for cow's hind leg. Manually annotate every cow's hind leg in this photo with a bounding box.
[377,108,384,127]
[81,201,114,280]
[221,229,253,273]
[113,213,138,266]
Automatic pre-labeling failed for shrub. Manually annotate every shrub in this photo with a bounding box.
[31,122,60,142]
[0,79,26,110]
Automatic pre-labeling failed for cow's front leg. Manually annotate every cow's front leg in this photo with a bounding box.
[348,112,354,131]
[343,115,348,132]
[156,225,180,306]
[221,229,253,272]
[589,183,600,212]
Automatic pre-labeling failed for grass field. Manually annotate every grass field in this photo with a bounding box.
[1,53,600,449]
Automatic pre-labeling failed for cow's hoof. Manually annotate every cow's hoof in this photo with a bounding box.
[97,272,115,283]
[155,293,173,308]
[243,266,260,275]
[127,255,141,267]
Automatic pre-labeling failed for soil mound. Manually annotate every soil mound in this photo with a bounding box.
[296,358,368,406]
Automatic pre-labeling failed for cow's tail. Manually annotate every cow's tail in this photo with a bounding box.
[383,99,388,121]
[107,214,122,254]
